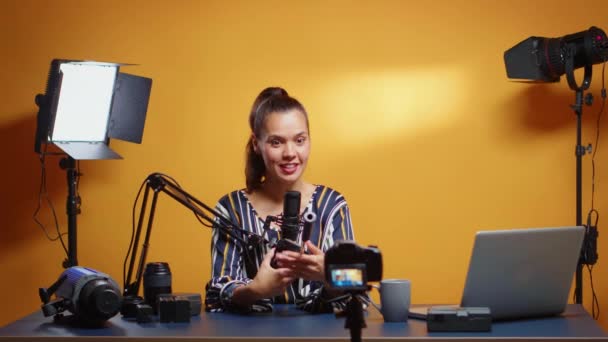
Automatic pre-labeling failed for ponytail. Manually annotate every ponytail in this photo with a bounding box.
[245,136,266,191]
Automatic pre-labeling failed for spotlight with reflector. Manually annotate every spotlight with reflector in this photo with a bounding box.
[504,26,607,89]
[503,27,607,306]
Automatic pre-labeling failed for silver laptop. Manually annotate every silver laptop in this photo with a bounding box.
[410,226,585,320]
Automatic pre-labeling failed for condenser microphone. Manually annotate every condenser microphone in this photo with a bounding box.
[271,191,302,268]
[281,191,301,241]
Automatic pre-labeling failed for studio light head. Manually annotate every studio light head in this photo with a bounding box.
[34,59,152,160]
[504,26,608,86]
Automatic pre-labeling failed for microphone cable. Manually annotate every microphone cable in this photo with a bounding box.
[124,175,148,290]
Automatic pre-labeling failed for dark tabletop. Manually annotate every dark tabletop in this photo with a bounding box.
[0,304,605,341]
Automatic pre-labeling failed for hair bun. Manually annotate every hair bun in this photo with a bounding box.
[261,87,288,100]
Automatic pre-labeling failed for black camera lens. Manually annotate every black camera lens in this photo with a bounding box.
[143,262,172,311]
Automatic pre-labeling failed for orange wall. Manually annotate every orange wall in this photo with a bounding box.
[1,0,608,330]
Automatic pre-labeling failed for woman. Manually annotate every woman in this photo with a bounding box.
[205,87,355,313]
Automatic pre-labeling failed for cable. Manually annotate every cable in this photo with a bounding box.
[587,264,600,319]
[123,177,147,290]
[590,59,606,211]
[149,172,215,227]
[76,160,82,212]
[582,57,606,319]
[32,145,68,256]
[156,173,214,228]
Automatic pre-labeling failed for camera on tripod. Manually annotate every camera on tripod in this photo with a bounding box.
[324,241,382,291]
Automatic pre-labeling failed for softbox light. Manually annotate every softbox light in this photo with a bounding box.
[35,59,152,159]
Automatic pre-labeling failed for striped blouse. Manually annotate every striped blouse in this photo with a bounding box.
[204,185,355,313]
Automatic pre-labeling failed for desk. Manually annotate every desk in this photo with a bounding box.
[0,304,605,341]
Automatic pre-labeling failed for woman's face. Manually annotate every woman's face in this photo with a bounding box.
[255,109,310,186]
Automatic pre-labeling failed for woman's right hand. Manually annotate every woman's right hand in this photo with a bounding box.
[250,248,296,297]
[232,248,295,305]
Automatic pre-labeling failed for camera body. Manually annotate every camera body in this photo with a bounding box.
[324,241,382,291]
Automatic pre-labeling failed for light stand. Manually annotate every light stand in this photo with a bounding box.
[504,27,607,305]
[34,59,152,269]
[122,173,267,312]
[564,45,594,304]
[61,156,80,268]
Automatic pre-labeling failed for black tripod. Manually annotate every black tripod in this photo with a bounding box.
[343,292,367,342]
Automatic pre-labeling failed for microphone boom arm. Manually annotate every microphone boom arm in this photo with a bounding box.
[123,173,267,299]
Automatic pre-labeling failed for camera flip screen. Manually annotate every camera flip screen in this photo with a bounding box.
[328,263,367,290]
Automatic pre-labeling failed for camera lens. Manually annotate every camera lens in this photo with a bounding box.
[143,262,172,311]
[78,278,122,325]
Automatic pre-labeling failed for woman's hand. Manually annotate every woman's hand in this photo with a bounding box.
[273,241,325,282]
[249,248,296,297]
[232,248,295,306]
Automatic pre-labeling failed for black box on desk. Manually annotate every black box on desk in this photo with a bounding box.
[158,296,190,323]
[157,293,202,317]
[427,306,491,332]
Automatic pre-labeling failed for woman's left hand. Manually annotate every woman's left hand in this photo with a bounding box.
[273,240,325,282]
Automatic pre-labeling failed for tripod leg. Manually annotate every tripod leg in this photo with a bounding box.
[344,294,365,342]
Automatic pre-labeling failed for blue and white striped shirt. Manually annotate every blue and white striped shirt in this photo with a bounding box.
[205,185,355,313]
